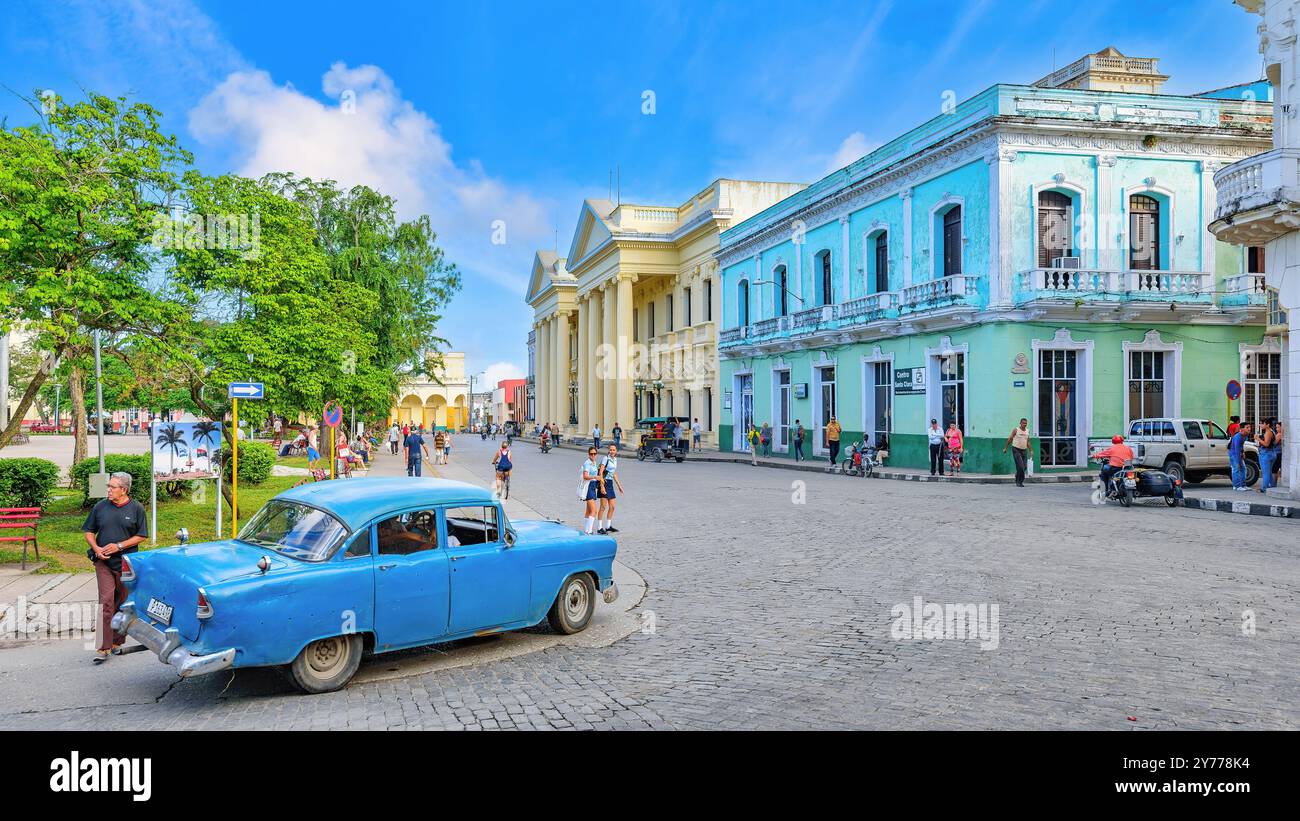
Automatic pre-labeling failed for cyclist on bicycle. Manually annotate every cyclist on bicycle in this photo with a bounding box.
[492,441,514,496]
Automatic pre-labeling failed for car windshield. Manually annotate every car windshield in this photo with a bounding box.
[236,501,350,562]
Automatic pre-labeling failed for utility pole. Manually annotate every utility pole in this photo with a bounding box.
[94,330,105,473]
[0,329,9,432]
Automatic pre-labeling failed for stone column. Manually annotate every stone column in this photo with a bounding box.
[589,289,604,433]
[603,282,617,432]
[616,275,635,429]
[577,297,589,434]
[535,321,549,427]
[554,312,570,430]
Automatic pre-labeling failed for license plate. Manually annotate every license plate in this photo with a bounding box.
[146,597,173,626]
[1124,479,1137,488]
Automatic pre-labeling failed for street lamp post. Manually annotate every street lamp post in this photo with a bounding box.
[567,382,579,426]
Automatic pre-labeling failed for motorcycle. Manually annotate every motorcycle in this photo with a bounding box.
[839,440,881,478]
[540,437,552,454]
[1092,460,1184,508]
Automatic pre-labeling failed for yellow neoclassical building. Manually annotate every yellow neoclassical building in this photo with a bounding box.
[390,352,471,430]
[526,179,806,446]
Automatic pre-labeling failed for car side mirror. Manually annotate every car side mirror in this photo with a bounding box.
[503,529,516,548]
[176,528,189,545]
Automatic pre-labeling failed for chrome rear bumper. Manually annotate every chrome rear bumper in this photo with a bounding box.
[111,602,236,678]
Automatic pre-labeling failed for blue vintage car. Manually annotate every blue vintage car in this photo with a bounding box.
[110,477,618,693]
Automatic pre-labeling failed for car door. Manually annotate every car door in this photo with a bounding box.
[1200,420,1230,469]
[1181,421,1208,470]
[444,504,530,633]
[372,509,450,651]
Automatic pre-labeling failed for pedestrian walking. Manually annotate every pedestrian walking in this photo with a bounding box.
[443,429,453,464]
[1229,421,1252,491]
[592,423,601,451]
[433,429,446,465]
[1257,418,1281,493]
[760,422,772,457]
[1003,418,1031,487]
[945,421,964,475]
[404,426,429,476]
[597,444,625,535]
[307,426,321,469]
[612,422,622,447]
[388,423,400,454]
[83,472,148,665]
[580,446,602,535]
[825,416,842,468]
[691,417,702,451]
[747,424,760,466]
[793,419,805,461]
[927,419,945,476]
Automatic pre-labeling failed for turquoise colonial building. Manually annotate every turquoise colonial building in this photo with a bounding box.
[717,49,1279,474]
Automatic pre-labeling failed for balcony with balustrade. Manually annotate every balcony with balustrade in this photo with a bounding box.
[1210,148,1300,246]
[1013,268,1216,308]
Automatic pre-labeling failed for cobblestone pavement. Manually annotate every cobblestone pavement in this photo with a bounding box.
[2,436,1296,730]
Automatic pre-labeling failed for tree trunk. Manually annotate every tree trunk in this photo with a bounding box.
[0,347,61,449]
[70,364,88,473]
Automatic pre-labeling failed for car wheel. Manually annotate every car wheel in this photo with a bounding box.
[289,634,363,694]
[1165,495,1179,507]
[1244,459,1260,487]
[1162,460,1185,484]
[547,573,596,635]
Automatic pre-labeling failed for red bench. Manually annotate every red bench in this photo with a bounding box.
[0,507,41,569]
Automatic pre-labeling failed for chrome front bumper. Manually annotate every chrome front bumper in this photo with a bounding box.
[111,602,236,678]
[603,582,619,604]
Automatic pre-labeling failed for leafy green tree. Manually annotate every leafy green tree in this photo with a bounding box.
[0,91,190,448]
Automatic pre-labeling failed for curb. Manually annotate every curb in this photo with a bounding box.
[1182,496,1299,519]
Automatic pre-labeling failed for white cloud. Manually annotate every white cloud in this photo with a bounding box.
[482,362,525,387]
[188,62,552,293]
[828,131,876,172]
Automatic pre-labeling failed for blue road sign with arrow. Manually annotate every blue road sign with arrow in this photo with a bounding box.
[228,382,264,399]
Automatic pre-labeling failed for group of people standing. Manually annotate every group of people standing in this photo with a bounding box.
[579,444,625,536]
[743,417,825,465]
[395,422,453,476]
[1227,416,1286,492]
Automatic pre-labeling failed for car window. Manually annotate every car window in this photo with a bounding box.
[343,530,371,558]
[376,510,439,556]
[1202,421,1229,440]
[1129,421,1142,437]
[1160,421,1176,438]
[444,506,500,546]
[237,501,349,562]
[1182,421,1204,440]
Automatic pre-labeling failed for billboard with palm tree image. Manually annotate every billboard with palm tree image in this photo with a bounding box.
[151,421,222,479]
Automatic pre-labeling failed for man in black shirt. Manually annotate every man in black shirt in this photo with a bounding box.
[82,471,149,664]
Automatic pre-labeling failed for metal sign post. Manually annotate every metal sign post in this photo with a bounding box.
[323,401,343,479]
[228,383,264,537]
[1226,380,1242,428]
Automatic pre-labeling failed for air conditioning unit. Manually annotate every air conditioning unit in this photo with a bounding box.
[1052,256,1081,269]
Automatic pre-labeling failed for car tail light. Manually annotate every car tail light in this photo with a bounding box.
[196,588,213,620]
[1126,471,1136,480]
[1174,479,1182,486]
[120,555,135,583]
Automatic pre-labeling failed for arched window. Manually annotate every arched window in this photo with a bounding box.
[1037,191,1074,267]
[942,206,962,276]
[873,232,889,293]
[737,279,750,327]
[1129,194,1161,271]
[775,265,789,317]
[816,250,834,305]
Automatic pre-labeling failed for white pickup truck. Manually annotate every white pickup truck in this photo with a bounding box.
[1122,418,1259,486]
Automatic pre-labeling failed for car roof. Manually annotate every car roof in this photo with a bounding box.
[275,477,495,531]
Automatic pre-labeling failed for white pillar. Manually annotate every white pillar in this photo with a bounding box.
[577,296,589,433]
[1096,154,1117,271]
[616,275,635,428]
[603,282,617,431]
[901,188,914,288]
[535,321,549,426]
[554,312,570,429]
[840,214,851,302]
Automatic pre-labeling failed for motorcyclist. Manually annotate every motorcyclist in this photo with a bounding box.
[539,426,551,452]
[1093,435,1135,494]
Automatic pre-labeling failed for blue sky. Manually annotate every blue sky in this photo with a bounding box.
[1,1,1264,383]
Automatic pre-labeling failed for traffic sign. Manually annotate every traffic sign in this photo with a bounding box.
[228,382,264,399]
[1226,380,1242,401]
[323,400,343,428]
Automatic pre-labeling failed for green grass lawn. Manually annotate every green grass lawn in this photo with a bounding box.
[276,455,312,470]
[0,476,302,574]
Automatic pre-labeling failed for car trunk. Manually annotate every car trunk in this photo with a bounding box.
[129,540,290,641]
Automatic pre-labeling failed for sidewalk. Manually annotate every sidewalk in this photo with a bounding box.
[513,434,1091,484]
[1180,487,1300,519]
